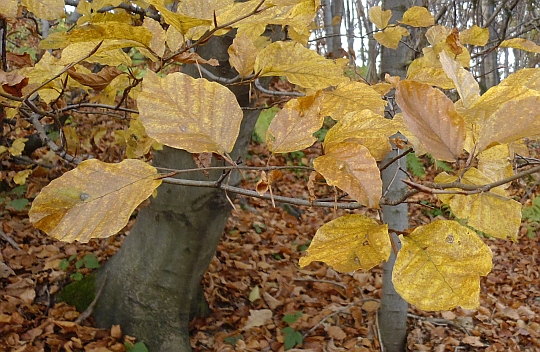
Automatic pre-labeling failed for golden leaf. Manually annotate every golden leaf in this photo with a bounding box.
[439,51,479,108]
[177,0,234,39]
[460,25,489,46]
[143,17,166,58]
[137,71,243,155]
[40,22,152,50]
[125,115,156,159]
[320,81,386,118]
[0,1,18,18]
[8,138,28,156]
[228,32,259,78]
[144,0,213,36]
[477,95,540,152]
[395,80,465,161]
[323,110,399,161]
[393,220,493,311]
[500,38,540,54]
[314,142,382,208]
[57,42,132,66]
[266,92,324,153]
[477,144,513,187]
[373,26,410,49]
[425,25,452,46]
[22,0,64,20]
[368,6,392,29]
[434,168,521,240]
[29,159,162,243]
[166,26,185,52]
[299,214,390,271]
[399,6,434,27]
[254,41,346,90]
[22,52,65,103]
[14,169,32,186]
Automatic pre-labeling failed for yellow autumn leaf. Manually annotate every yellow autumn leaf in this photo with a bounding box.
[266,92,324,153]
[434,168,521,240]
[393,220,493,311]
[0,0,18,18]
[321,81,386,118]
[40,22,152,50]
[143,17,166,58]
[63,126,80,154]
[145,0,213,35]
[439,51,479,109]
[477,144,513,186]
[9,138,28,156]
[22,0,64,20]
[323,110,400,161]
[299,214,390,271]
[392,113,428,155]
[477,95,540,152]
[254,41,346,90]
[22,52,65,103]
[314,142,382,208]
[228,32,259,78]
[58,42,132,66]
[125,115,157,159]
[460,25,489,46]
[166,25,186,52]
[14,169,33,186]
[500,38,540,54]
[373,26,410,49]
[177,0,234,39]
[497,67,540,91]
[399,6,434,27]
[368,6,392,29]
[29,159,162,243]
[395,80,465,161]
[425,25,452,46]
[137,71,243,155]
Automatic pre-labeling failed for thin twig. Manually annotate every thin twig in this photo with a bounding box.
[407,313,470,335]
[75,273,108,324]
[0,229,21,250]
[254,79,305,97]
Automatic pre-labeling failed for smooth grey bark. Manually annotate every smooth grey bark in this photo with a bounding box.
[378,1,413,351]
[93,33,259,352]
[480,0,500,92]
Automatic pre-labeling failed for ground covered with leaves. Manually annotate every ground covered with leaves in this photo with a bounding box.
[1,136,540,351]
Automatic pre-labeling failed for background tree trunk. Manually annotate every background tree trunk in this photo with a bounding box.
[378,1,414,350]
[93,33,259,352]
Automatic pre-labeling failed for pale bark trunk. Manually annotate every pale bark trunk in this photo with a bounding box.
[93,32,259,352]
[378,1,412,351]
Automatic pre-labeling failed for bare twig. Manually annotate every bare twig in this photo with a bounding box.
[75,273,108,324]
[407,313,470,335]
[0,229,21,250]
[254,79,305,97]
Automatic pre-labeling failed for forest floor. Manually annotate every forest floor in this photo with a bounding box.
[1,138,539,352]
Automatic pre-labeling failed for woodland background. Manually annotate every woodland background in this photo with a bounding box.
[1,0,540,351]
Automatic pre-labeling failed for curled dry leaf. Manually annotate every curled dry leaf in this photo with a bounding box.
[67,66,123,92]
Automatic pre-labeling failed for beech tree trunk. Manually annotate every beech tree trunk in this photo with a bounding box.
[93,33,259,352]
[378,1,413,351]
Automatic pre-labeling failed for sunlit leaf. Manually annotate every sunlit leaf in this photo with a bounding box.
[320,81,386,118]
[299,214,390,271]
[434,168,521,240]
[399,6,434,27]
[500,38,540,54]
[145,0,213,35]
[0,0,19,18]
[439,51,479,108]
[8,138,28,156]
[58,42,132,66]
[228,32,259,78]
[14,169,32,186]
[393,220,493,311]
[323,110,400,161]
[425,25,452,46]
[460,25,489,46]
[267,92,324,153]
[40,22,152,50]
[395,80,465,161]
[137,71,243,155]
[143,17,166,58]
[368,6,392,29]
[254,41,346,90]
[29,159,162,243]
[477,95,540,152]
[477,144,513,187]
[22,0,64,20]
[314,142,382,208]
[373,26,410,49]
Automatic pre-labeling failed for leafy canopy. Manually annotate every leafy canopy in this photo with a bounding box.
[3,0,540,311]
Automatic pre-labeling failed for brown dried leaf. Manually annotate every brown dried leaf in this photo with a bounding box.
[67,66,123,92]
